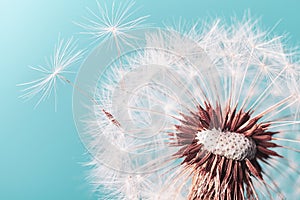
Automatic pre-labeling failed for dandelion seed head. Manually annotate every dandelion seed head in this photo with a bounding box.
[72,8,300,199]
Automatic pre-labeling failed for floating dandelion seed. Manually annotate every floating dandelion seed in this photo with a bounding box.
[75,16,300,199]
[76,0,149,51]
[18,37,84,110]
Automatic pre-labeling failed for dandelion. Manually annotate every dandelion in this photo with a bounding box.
[18,37,84,110]
[81,16,300,199]
[19,1,300,199]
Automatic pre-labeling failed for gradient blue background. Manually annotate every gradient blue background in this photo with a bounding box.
[1,0,299,199]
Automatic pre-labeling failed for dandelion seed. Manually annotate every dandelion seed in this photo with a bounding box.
[76,0,149,51]
[18,37,84,110]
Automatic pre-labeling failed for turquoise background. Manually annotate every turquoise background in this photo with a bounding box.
[1,0,299,199]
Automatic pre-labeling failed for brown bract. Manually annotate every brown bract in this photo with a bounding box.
[170,102,281,200]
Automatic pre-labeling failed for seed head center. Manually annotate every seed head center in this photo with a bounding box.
[196,129,256,161]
